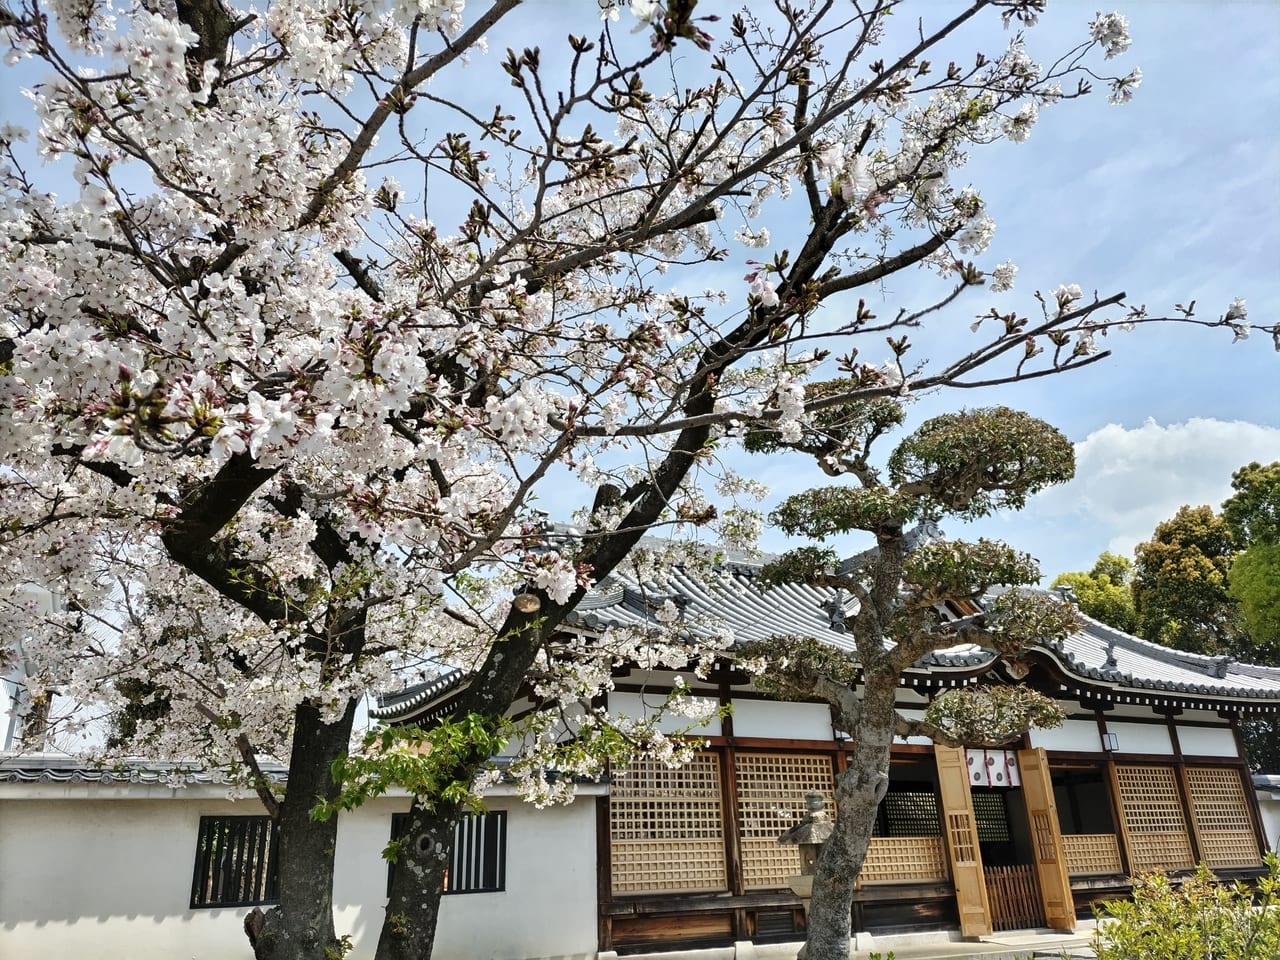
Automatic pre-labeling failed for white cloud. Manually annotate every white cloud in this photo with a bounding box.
[1035,418,1280,558]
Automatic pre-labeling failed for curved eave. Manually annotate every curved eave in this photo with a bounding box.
[370,669,470,722]
[1025,645,1280,713]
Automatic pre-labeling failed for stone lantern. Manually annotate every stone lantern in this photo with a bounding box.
[777,791,834,907]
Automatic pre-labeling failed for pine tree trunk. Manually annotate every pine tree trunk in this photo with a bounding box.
[245,700,357,960]
[803,668,897,960]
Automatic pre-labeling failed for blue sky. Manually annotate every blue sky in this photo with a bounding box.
[955,0,1280,578]
[746,0,1280,579]
[2,0,1277,584]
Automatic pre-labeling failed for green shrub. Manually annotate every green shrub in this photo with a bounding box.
[1093,853,1280,960]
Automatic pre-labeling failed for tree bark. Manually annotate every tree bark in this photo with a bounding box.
[373,798,458,960]
[803,666,898,960]
[245,699,357,960]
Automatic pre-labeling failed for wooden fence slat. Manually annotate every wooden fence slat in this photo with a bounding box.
[984,864,1044,931]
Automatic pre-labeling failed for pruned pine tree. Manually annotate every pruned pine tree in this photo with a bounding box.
[739,402,1076,960]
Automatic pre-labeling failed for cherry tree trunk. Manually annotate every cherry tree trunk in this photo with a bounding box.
[802,667,899,960]
[373,800,458,960]
[245,700,357,960]
[372,610,550,960]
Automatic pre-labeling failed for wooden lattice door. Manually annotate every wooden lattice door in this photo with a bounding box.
[1017,748,1075,932]
[1112,764,1195,873]
[1185,766,1263,868]
[609,752,728,895]
[983,864,1041,932]
[735,752,836,889]
[936,745,992,937]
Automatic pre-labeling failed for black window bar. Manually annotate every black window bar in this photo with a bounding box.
[191,816,280,908]
[873,786,943,838]
[388,810,507,896]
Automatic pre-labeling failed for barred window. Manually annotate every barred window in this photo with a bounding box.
[971,789,1011,843]
[389,811,507,896]
[873,786,942,838]
[190,816,279,908]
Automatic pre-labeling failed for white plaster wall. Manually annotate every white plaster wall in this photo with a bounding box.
[608,690,721,736]
[1180,708,1229,724]
[0,796,260,960]
[1028,718,1105,752]
[891,708,932,746]
[1257,787,1280,852]
[729,698,831,741]
[0,790,599,960]
[1176,725,1239,758]
[429,798,598,960]
[1106,720,1173,755]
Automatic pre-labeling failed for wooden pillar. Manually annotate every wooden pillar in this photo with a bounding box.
[1229,715,1273,855]
[1166,719,1205,866]
[1174,762,1205,865]
[719,746,745,895]
[596,796,613,952]
[1017,748,1076,932]
[1239,762,1272,856]
[935,745,992,938]
[717,679,746,939]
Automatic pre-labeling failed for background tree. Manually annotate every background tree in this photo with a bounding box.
[740,402,1076,960]
[1131,505,1243,654]
[1224,462,1280,661]
[1050,551,1137,633]
[1229,545,1280,660]
[1124,466,1280,662]
[0,2,1271,959]
[1221,462,1280,771]
[1223,461,1280,546]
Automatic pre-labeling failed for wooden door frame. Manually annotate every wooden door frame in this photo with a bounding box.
[935,745,993,938]
[1017,747,1077,932]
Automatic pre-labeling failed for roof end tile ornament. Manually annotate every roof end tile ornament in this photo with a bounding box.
[822,589,847,633]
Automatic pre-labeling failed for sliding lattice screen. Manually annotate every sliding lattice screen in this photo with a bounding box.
[735,752,836,889]
[1185,766,1262,868]
[610,752,727,895]
[1061,834,1123,876]
[1114,764,1195,873]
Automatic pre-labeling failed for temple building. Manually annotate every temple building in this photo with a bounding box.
[4,549,1279,960]
[377,551,1280,954]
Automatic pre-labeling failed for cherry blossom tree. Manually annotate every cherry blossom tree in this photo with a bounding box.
[0,1,1272,958]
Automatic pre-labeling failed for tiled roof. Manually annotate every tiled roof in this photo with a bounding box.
[374,549,1280,724]
[581,562,1280,705]
[1036,610,1280,701]
[572,563,862,650]
[370,668,469,721]
[0,752,603,795]
[0,753,288,786]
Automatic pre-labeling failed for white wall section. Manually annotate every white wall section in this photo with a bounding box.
[729,698,831,740]
[0,789,599,960]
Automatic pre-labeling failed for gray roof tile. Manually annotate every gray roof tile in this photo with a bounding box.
[375,550,1280,723]
[0,754,288,785]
